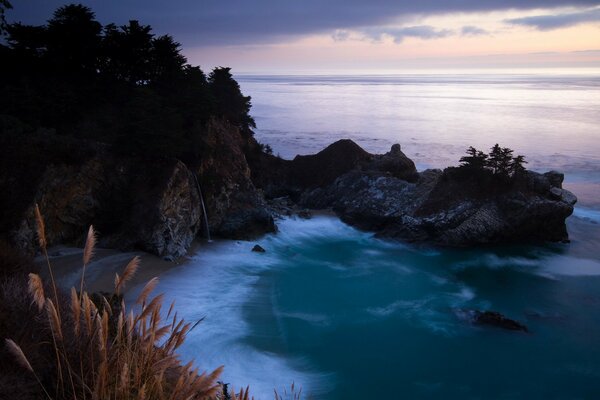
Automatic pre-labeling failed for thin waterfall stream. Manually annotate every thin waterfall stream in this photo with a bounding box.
[193,173,212,242]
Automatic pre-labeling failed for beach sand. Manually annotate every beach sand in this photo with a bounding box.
[35,243,203,295]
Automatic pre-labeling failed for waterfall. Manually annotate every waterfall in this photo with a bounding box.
[193,173,212,242]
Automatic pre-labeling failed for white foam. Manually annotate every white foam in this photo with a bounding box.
[125,218,344,399]
[572,207,600,224]
[541,255,600,277]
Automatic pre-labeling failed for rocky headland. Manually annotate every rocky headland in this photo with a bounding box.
[2,131,577,259]
[251,139,577,247]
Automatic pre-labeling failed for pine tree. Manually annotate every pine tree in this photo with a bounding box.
[459,146,488,169]
[511,155,527,176]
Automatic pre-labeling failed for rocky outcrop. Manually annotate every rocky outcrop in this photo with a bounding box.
[455,309,529,332]
[12,156,202,258]
[248,139,418,199]
[4,119,276,258]
[197,119,275,239]
[298,142,576,246]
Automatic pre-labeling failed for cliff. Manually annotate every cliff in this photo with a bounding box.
[1,119,274,258]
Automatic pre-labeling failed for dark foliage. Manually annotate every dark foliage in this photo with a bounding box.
[0,0,11,35]
[458,143,527,179]
[0,3,255,160]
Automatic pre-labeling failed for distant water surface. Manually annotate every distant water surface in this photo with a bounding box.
[130,72,600,399]
[238,72,600,208]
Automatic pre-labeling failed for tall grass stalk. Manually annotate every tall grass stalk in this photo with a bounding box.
[6,207,224,399]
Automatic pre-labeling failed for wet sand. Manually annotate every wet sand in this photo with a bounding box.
[36,243,202,295]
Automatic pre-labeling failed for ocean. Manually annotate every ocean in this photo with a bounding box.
[129,71,600,399]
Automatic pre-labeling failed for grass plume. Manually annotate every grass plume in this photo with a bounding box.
[5,206,303,399]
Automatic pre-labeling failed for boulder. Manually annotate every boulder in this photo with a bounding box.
[251,244,266,253]
[456,309,529,332]
[367,144,419,182]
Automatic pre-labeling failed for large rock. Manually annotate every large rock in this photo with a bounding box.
[289,139,373,188]
[248,140,418,198]
[301,151,577,245]
[12,156,202,258]
[366,144,419,182]
[197,119,275,239]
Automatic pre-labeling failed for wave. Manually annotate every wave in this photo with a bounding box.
[572,207,600,224]
[126,236,332,399]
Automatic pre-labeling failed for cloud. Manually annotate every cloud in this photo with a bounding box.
[505,7,600,30]
[332,29,351,42]
[7,0,600,46]
[460,25,490,36]
[363,25,453,43]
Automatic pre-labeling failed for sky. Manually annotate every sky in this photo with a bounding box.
[6,0,600,73]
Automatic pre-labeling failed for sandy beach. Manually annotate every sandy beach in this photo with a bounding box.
[35,244,200,295]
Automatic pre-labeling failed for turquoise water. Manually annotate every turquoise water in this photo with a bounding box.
[129,72,600,398]
[128,214,600,399]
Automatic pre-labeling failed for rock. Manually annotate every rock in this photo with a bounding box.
[301,158,576,245]
[367,144,419,182]
[11,156,202,258]
[252,244,266,253]
[298,209,312,219]
[455,309,529,332]
[289,139,373,189]
[197,119,276,240]
[4,119,276,258]
[544,171,564,188]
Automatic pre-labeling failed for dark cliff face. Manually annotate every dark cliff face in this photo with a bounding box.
[197,119,275,239]
[9,153,203,258]
[2,119,274,258]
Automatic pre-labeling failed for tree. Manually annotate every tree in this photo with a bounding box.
[149,35,187,83]
[208,67,256,131]
[6,23,47,56]
[0,0,12,36]
[46,4,102,75]
[459,146,488,169]
[487,143,502,174]
[511,155,527,176]
[101,21,154,84]
[497,147,514,176]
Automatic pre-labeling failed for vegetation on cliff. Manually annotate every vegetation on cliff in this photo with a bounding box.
[1,3,254,160]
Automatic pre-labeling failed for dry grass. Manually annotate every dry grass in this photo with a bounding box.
[4,205,304,400]
[5,205,224,399]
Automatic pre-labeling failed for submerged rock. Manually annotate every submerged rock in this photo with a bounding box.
[456,309,529,332]
[251,244,266,253]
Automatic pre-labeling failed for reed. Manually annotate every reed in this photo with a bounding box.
[6,208,224,399]
[5,206,303,400]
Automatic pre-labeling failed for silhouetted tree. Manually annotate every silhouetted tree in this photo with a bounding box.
[6,23,47,56]
[150,35,187,83]
[511,155,527,176]
[46,4,102,76]
[101,20,154,84]
[208,67,256,131]
[0,0,12,36]
[459,146,488,169]
[1,3,258,158]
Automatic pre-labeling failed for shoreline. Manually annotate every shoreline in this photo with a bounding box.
[38,207,600,295]
[36,245,196,294]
